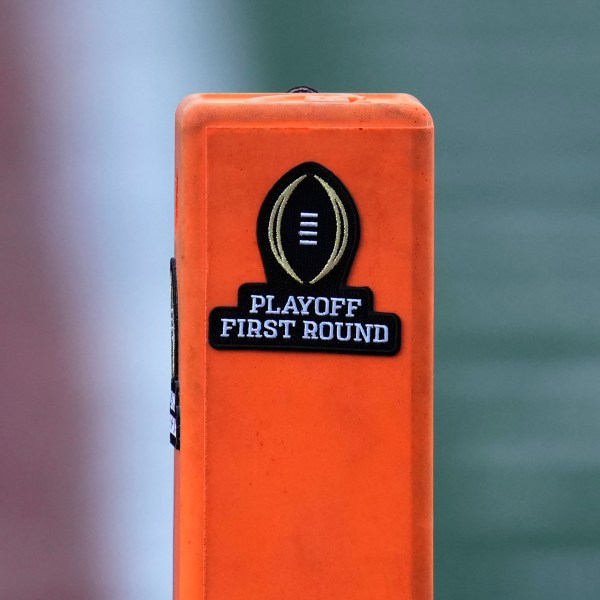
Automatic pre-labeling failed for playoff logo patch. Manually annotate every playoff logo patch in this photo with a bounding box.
[209,162,401,355]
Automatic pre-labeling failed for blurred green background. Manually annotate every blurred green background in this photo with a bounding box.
[2,1,599,598]
[248,2,600,597]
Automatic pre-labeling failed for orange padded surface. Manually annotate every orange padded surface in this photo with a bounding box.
[174,93,433,600]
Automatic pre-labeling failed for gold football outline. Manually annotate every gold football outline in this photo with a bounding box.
[267,174,349,285]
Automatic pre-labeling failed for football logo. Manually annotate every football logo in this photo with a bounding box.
[209,162,401,355]
[266,172,349,284]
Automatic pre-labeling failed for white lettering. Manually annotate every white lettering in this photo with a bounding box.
[236,318,247,337]
[282,296,299,315]
[335,322,353,341]
[330,297,345,317]
[279,319,296,338]
[354,323,373,343]
[246,319,262,338]
[373,324,389,343]
[314,297,329,316]
[297,296,315,315]
[249,295,266,314]
[303,320,318,339]
[265,295,281,314]
[319,321,334,340]
[220,318,236,337]
[263,319,278,338]
[346,298,362,318]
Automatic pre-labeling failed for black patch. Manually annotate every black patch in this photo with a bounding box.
[209,162,401,355]
[170,258,180,449]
